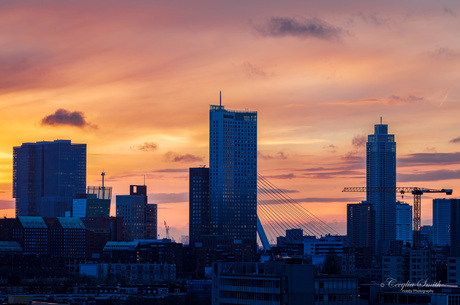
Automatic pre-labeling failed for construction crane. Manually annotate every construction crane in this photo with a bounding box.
[164,220,170,239]
[163,220,175,242]
[343,186,453,248]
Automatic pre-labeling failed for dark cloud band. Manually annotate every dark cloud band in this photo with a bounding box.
[255,16,342,40]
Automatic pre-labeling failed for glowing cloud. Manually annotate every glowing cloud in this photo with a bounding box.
[41,109,96,129]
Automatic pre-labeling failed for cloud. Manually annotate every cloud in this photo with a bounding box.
[388,95,424,105]
[302,170,364,179]
[398,152,460,167]
[341,152,365,164]
[254,17,343,41]
[242,62,271,79]
[352,135,366,148]
[164,151,204,163]
[0,200,14,209]
[424,47,459,59]
[450,137,460,144]
[323,144,337,153]
[443,7,456,18]
[259,197,361,204]
[258,151,288,160]
[131,142,158,151]
[153,168,189,173]
[296,197,362,203]
[41,109,96,129]
[277,188,299,194]
[265,173,296,179]
[352,12,390,27]
[398,170,460,182]
[149,192,188,204]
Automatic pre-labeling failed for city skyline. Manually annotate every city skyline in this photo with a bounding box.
[0,1,459,238]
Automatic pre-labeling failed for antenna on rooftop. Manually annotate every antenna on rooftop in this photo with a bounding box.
[101,171,105,188]
[380,116,382,124]
[220,91,222,106]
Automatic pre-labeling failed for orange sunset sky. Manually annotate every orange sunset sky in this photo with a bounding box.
[1,0,459,240]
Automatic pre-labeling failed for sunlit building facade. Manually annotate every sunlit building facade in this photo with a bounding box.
[209,104,257,243]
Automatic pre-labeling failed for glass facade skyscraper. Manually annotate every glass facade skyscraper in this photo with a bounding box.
[433,198,452,246]
[366,123,396,254]
[189,167,210,247]
[13,140,86,217]
[209,104,257,243]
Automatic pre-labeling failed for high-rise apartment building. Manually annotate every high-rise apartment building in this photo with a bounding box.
[145,203,158,239]
[189,167,210,247]
[209,102,257,243]
[450,199,460,256]
[433,198,451,246]
[395,201,412,246]
[366,122,396,254]
[13,140,86,217]
[346,202,375,249]
[116,185,157,241]
[117,185,146,240]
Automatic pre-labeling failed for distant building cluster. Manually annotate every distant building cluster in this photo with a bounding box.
[5,103,460,305]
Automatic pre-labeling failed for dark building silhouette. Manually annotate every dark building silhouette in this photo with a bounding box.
[347,203,375,249]
[44,217,86,258]
[116,185,157,241]
[145,203,158,239]
[450,199,460,257]
[189,167,210,247]
[13,140,86,217]
[80,216,124,257]
[212,261,316,305]
[366,122,396,254]
[433,198,452,246]
[0,216,123,258]
[12,216,49,255]
[209,103,257,245]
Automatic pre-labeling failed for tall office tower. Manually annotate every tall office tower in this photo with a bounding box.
[13,140,86,217]
[452,199,460,256]
[395,201,412,246]
[433,199,451,246]
[209,101,257,244]
[145,203,158,239]
[116,185,148,241]
[366,122,396,254]
[347,202,375,249]
[189,167,210,247]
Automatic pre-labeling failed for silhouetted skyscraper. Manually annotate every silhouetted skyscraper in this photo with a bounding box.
[13,140,86,217]
[451,199,460,256]
[209,102,257,243]
[347,202,375,249]
[189,167,210,247]
[395,201,412,246]
[366,122,396,254]
[116,185,147,240]
[433,198,452,246]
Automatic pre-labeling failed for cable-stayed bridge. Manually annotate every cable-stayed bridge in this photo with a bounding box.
[257,173,339,250]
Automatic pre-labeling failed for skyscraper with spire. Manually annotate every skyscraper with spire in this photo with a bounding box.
[366,119,396,254]
[209,93,257,244]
